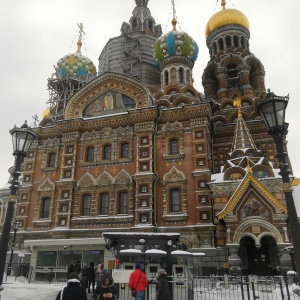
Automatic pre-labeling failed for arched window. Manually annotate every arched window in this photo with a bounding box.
[225,35,231,49]
[170,189,180,212]
[86,146,94,162]
[170,139,178,155]
[227,63,238,79]
[100,193,109,215]
[121,143,129,158]
[82,194,91,216]
[103,145,111,160]
[118,192,127,214]
[148,20,153,31]
[41,197,51,218]
[164,71,169,85]
[132,19,137,29]
[48,153,56,167]
[178,68,184,83]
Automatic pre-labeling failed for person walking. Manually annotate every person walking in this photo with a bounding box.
[95,263,107,286]
[55,272,87,300]
[74,260,81,274]
[88,262,96,293]
[129,263,148,300]
[93,272,117,300]
[155,269,170,300]
[67,261,75,278]
[80,262,89,291]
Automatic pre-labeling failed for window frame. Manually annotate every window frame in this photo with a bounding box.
[82,194,91,216]
[100,193,109,215]
[118,192,128,214]
[103,144,111,160]
[86,146,95,162]
[41,197,51,219]
[120,143,129,158]
[170,188,180,213]
[169,138,179,155]
[48,152,56,168]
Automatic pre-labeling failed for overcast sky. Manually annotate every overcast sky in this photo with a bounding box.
[0,0,299,187]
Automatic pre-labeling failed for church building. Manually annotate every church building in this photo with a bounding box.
[0,0,297,279]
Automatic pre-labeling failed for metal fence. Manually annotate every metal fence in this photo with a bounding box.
[193,275,300,300]
[4,266,300,300]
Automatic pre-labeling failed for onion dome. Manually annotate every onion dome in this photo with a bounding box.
[42,107,50,119]
[205,0,250,38]
[57,39,96,77]
[154,18,199,66]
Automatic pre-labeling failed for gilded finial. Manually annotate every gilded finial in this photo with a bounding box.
[221,0,226,9]
[233,97,242,117]
[77,23,85,52]
[171,18,177,31]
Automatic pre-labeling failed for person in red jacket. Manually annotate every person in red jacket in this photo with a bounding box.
[129,263,148,300]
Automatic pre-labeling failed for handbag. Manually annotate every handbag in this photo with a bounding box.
[131,272,142,298]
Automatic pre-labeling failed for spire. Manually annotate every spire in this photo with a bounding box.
[171,0,179,31]
[76,23,85,53]
[231,97,257,151]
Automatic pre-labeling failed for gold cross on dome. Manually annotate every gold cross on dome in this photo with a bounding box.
[77,23,85,40]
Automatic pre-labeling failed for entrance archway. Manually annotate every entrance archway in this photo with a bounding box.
[239,235,279,275]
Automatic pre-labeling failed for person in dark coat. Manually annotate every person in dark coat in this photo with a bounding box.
[55,272,87,300]
[87,261,96,293]
[67,262,75,278]
[80,263,89,290]
[93,272,117,300]
[74,260,81,274]
[156,269,170,300]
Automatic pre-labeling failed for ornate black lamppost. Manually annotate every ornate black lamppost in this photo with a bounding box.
[0,122,36,295]
[7,221,20,276]
[257,92,300,284]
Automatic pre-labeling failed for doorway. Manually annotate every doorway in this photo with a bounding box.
[239,236,279,276]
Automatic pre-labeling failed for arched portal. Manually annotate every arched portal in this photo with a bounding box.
[239,235,279,276]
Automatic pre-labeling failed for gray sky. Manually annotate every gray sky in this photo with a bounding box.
[0,0,299,187]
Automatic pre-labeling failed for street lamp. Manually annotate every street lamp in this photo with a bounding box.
[7,221,20,276]
[257,91,300,284]
[0,121,36,294]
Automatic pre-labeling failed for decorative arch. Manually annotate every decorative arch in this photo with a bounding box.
[233,217,283,244]
[38,178,55,191]
[65,72,152,119]
[96,171,114,186]
[163,166,186,183]
[219,53,244,68]
[77,173,96,188]
[114,169,132,185]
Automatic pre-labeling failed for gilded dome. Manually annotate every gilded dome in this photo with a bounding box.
[154,19,198,66]
[42,107,50,119]
[205,6,250,38]
[57,40,96,77]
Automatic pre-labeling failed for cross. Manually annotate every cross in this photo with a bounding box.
[32,114,39,127]
[77,23,85,40]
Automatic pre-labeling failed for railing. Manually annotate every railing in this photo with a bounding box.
[4,267,300,300]
[193,275,300,300]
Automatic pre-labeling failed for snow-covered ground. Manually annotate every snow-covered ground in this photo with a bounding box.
[1,277,64,300]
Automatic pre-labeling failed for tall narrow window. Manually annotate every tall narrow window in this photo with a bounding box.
[170,189,180,212]
[82,194,91,216]
[118,192,127,214]
[103,145,111,160]
[41,198,51,218]
[170,139,178,155]
[48,153,56,167]
[121,143,129,158]
[100,193,109,215]
[178,68,184,83]
[86,146,94,162]
[165,71,169,85]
